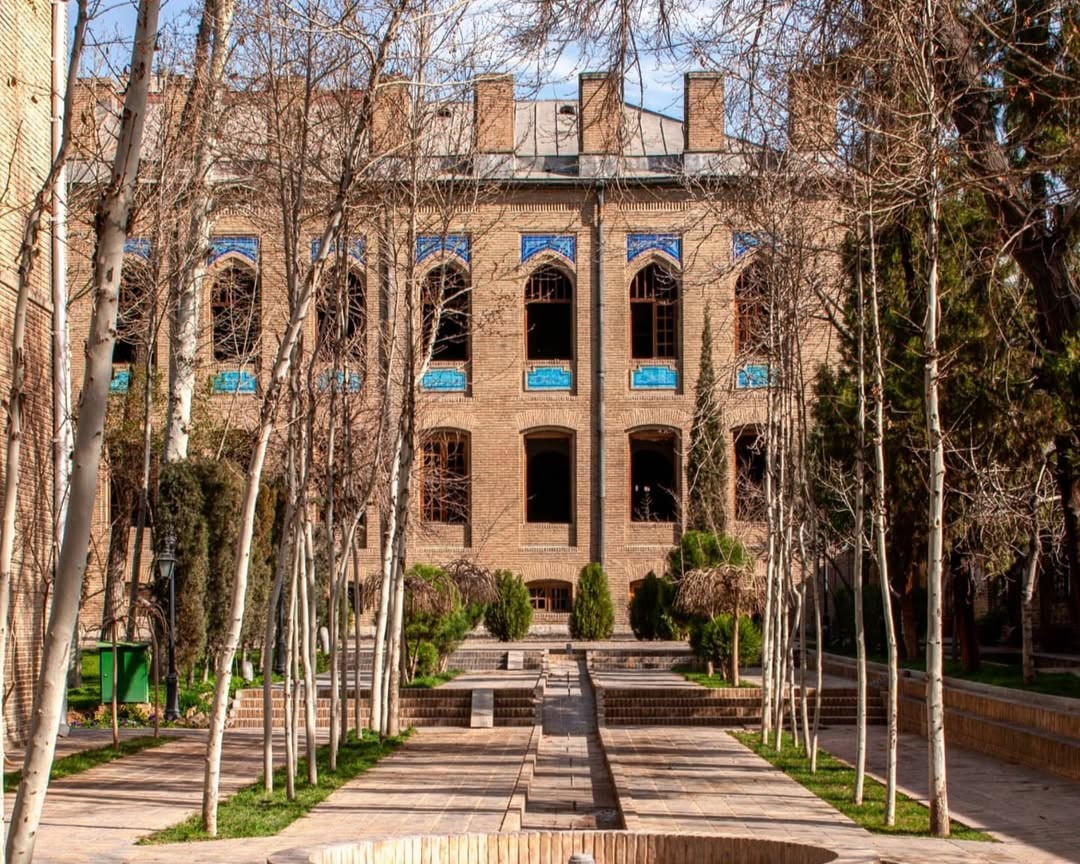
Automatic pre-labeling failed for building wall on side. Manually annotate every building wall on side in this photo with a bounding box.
[0,1,56,741]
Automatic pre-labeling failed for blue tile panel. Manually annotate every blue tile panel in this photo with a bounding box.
[109,369,131,394]
[525,365,573,391]
[627,233,682,263]
[209,236,259,266]
[521,234,576,265]
[123,238,151,260]
[213,370,258,394]
[631,364,678,390]
[310,236,365,264]
[733,232,760,260]
[420,367,467,392]
[416,234,470,265]
[736,363,771,389]
[316,370,363,392]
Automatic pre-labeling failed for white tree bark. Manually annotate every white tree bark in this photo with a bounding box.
[866,207,899,825]
[852,233,869,806]
[163,0,237,463]
[6,3,158,859]
[923,12,949,828]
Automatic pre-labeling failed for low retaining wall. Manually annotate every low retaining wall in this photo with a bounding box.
[270,831,861,864]
[586,650,694,671]
[823,654,1080,780]
[499,725,543,832]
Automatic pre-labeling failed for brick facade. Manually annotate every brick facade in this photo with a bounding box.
[1,0,57,740]
[68,72,839,634]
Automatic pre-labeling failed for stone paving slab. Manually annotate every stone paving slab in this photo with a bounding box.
[599,725,1075,864]
[2,728,310,864]
[817,725,1080,864]
[124,727,532,864]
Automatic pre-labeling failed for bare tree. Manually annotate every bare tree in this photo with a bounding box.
[6,1,161,858]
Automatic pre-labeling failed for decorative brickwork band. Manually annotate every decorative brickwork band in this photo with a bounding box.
[627,232,681,263]
[416,234,470,265]
[310,236,365,264]
[123,238,151,260]
[521,234,576,265]
[208,235,259,266]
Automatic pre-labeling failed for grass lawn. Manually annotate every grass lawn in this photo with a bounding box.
[406,668,463,689]
[673,666,747,688]
[4,736,174,793]
[142,729,410,843]
[731,731,991,841]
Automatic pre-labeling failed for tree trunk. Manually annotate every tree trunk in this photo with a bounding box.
[852,244,868,806]
[6,4,158,859]
[923,52,950,831]
[1022,535,1040,684]
[867,210,900,826]
[299,522,318,785]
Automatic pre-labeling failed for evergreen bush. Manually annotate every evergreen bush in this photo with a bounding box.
[629,571,680,640]
[667,529,752,581]
[689,614,762,673]
[156,461,209,681]
[484,570,533,641]
[569,563,615,640]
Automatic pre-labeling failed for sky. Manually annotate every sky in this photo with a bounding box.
[73,0,689,117]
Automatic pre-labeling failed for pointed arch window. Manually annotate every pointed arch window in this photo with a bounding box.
[422,264,470,362]
[422,431,470,524]
[525,266,573,361]
[212,264,260,362]
[113,261,153,365]
[317,268,366,358]
[735,261,769,356]
[629,262,679,360]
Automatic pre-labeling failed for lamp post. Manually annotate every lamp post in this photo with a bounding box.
[157,532,180,721]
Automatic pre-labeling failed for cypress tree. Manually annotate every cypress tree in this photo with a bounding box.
[687,304,728,533]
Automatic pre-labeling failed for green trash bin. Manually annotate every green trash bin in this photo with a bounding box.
[98,642,151,703]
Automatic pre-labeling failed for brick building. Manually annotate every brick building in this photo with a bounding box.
[69,70,839,634]
[0,1,59,739]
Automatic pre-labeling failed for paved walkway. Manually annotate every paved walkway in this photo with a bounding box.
[522,657,617,830]
[818,726,1080,864]
[600,724,1078,864]
[3,729,303,864]
[127,727,531,864]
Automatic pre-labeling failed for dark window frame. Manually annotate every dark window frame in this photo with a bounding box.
[524,265,574,362]
[421,431,470,524]
[211,263,261,363]
[523,430,574,524]
[629,429,679,523]
[629,262,680,361]
[422,263,470,363]
[317,267,367,359]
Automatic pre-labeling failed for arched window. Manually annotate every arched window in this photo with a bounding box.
[113,261,152,365]
[212,264,260,362]
[734,426,767,522]
[422,264,469,362]
[524,431,573,523]
[528,580,572,612]
[629,429,679,522]
[317,268,366,358]
[525,266,573,361]
[629,262,679,360]
[735,262,769,355]
[421,430,469,524]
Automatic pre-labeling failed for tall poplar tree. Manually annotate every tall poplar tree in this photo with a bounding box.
[687,305,728,533]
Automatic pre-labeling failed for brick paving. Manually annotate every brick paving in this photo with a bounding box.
[817,725,1080,864]
[600,724,1079,864]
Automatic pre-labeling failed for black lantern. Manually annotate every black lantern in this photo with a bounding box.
[157,532,180,722]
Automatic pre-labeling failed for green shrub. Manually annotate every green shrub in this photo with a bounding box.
[569,563,615,640]
[484,571,533,641]
[690,614,762,670]
[404,564,472,674]
[976,608,1012,646]
[412,641,439,679]
[667,530,752,580]
[630,571,680,640]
